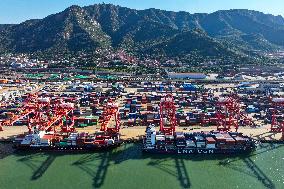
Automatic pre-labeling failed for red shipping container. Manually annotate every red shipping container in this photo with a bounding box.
[206,137,216,144]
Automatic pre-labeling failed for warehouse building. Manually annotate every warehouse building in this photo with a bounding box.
[167,72,207,80]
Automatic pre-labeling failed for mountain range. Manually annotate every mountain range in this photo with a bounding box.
[0,4,284,61]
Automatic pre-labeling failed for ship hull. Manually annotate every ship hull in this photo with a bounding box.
[143,147,255,154]
[14,143,121,152]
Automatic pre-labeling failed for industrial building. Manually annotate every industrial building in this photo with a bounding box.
[168,72,207,80]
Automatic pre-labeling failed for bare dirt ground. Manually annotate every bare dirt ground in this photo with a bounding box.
[117,125,282,141]
[0,124,281,141]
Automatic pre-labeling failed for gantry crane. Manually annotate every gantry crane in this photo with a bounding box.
[96,98,120,144]
[270,98,284,139]
[31,101,75,134]
[26,97,51,133]
[216,96,239,132]
[0,93,75,134]
[216,95,254,132]
[160,94,177,135]
[100,99,120,133]
[0,93,41,132]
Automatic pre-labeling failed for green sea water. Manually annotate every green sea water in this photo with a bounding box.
[0,143,283,189]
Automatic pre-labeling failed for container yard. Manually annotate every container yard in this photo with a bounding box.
[2,1,284,188]
[0,79,283,145]
[0,78,284,189]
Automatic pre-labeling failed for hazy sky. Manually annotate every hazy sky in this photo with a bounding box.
[0,0,284,24]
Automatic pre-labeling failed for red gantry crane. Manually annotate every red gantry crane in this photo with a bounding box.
[96,98,120,144]
[160,94,177,135]
[215,95,254,132]
[26,97,51,133]
[270,98,284,139]
[31,100,75,134]
[100,98,120,133]
[216,96,239,132]
[0,93,75,134]
[0,93,41,132]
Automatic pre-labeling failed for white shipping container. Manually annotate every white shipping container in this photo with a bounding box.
[196,142,206,148]
[206,144,216,149]
[186,140,196,147]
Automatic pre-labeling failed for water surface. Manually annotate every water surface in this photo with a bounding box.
[0,143,283,189]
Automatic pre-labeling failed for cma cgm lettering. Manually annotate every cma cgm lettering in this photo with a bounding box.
[177,149,194,154]
[177,149,215,154]
[197,149,214,154]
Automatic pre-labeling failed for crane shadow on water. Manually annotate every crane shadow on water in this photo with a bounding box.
[17,152,57,180]
[14,142,283,188]
[218,143,284,189]
[72,144,141,188]
[72,144,191,189]
[147,156,191,188]
[72,151,111,188]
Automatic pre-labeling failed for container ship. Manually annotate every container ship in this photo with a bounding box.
[14,130,120,151]
[12,98,122,152]
[143,125,257,154]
